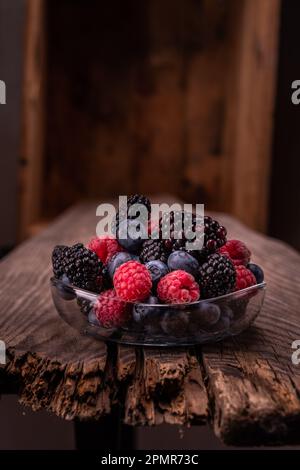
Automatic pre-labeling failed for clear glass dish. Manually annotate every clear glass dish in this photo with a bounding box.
[50,278,266,347]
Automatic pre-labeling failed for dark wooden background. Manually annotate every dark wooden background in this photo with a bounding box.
[0,0,25,252]
[19,0,280,238]
[269,0,300,251]
[0,0,300,450]
[44,0,228,214]
[2,1,300,251]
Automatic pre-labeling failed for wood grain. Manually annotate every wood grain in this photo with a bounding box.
[36,0,280,231]
[19,0,46,239]
[222,0,281,231]
[203,213,300,444]
[1,201,300,445]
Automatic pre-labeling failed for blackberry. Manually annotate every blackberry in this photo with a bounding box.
[159,210,186,247]
[198,253,236,299]
[203,215,227,253]
[52,245,68,278]
[52,243,103,293]
[140,239,169,264]
[127,194,151,217]
[157,211,198,258]
[114,194,151,233]
[159,212,227,261]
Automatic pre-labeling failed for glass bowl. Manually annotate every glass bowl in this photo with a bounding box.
[50,278,266,346]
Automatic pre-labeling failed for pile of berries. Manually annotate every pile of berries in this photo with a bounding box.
[52,194,264,329]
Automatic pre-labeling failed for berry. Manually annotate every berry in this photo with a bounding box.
[191,302,221,328]
[219,239,251,266]
[228,297,249,322]
[88,236,123,264]
[133,295,160,322]
[157,270,200,304]
[145,260,169,286]
[140,239,169,264]
[114,194,151,233]
[159,210,187,244]
[52,245,69,278]
[108,252,132,277]
[117,219,148,253]
[201,215,227,255]
[113,260,152,302]
[160,310,190,337]
[126,194,151,218]
[94,289,130,327]
[52,243,103,292]
[235,265,256,291]
[198,253,236,299]
[158,212,227,261]
[208,308,232,331]
[247,263,264,284]
[107,251,136,278]
[167,250,199,277]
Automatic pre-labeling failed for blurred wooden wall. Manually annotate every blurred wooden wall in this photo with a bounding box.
[20,0,280,239]
[0,0,25,249]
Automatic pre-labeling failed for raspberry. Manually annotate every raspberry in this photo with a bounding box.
[157,270,200,304]
[94,289,130,327]
[219,239,251,266]
[113,260,152,302]
[88,236,123,264]
[235,265,256,291]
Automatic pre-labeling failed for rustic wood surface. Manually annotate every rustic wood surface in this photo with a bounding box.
[0,200,300,445]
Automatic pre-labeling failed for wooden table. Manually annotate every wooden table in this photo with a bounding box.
[0,201,300,446]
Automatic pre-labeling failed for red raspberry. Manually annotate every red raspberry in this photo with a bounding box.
[113,261,152,302]
[157,270,200,304]
[219,239,251,266]
[235,265,256,291]
[94,289,130,327]
[88,236,123,264]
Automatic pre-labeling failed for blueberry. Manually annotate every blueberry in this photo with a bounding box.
[211,315,231,331]
[107,251,133,278]
[117,219,148,253]
[57,275,76,301]
[247,263,264,283]
[145,260,169,286]
[208,305,233,331]
[160,310,190,337]
[192,302,221,328]
[133,296,160,322]
[167,250,199,277]
[88,308,100,326]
